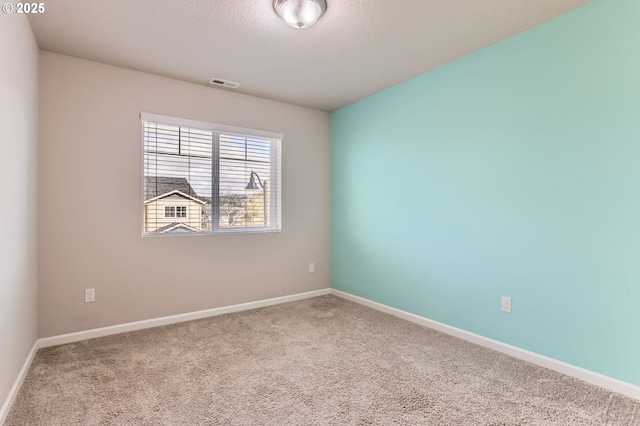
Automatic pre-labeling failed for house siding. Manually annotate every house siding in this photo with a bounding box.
[144,198,204,233]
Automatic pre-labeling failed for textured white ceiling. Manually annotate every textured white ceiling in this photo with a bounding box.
[28,0,591,111]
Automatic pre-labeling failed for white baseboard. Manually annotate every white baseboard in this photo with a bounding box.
[0,341,39,425]
[330,289,640,401]
[1,288,330,421]
[39,288,331,348]
[5,286,635,423]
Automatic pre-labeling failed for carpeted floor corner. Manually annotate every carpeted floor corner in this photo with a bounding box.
[5,295,640,425]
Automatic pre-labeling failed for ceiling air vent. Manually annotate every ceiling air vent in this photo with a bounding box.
[208,77,241,89]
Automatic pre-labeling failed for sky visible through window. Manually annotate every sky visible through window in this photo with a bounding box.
[143,123,271,197]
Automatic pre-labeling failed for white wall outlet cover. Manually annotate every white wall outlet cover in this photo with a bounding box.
[309,263,315,273]
[85,288,96,303]
[501,296,512,313]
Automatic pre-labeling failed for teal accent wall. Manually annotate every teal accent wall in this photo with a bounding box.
[331,0,640,386]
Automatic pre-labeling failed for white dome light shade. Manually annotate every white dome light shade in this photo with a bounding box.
[273,0,327,29]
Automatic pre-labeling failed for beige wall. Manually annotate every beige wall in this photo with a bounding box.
[0,14,39,414]
[38,52,331,337]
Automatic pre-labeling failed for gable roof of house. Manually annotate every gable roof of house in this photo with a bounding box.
[144,176,209,203]
[144,190,207,205]
[154,222,201,234]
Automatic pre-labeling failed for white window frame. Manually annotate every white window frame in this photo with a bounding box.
[142,112,283,236]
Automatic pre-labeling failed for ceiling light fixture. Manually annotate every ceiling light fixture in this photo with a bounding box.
[273,0,327,29]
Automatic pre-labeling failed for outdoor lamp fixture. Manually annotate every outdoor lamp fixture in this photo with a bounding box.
[245,170,268,226]
[273,0,327,29]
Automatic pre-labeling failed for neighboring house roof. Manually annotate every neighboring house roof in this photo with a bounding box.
[154,222,201,234]
[144,176,209,203]
[144,190,207,205]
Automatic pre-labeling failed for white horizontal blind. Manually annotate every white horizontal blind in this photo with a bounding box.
[142,114,282,236]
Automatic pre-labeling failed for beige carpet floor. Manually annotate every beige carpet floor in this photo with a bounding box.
[6,295,640,425]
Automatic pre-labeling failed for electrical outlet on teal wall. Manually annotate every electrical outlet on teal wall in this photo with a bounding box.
[331,0,640,387]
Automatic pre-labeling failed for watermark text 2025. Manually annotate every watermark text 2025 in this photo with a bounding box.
[2,3,45,13]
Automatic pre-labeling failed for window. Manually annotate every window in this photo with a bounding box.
[142,113,282,236]
[164,206,187,218]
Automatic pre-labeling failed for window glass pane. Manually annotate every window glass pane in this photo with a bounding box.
[218,134,272,229]
[145,123,212,234]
